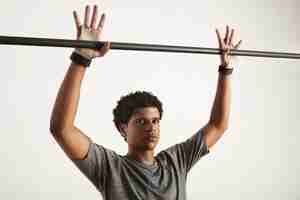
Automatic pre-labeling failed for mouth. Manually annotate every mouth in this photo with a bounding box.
[145,136,158,142]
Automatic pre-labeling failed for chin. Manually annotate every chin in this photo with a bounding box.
[145,142,158,150]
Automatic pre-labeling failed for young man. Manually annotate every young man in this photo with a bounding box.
[50,4,242,200]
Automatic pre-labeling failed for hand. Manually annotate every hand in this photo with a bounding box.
[216,25,242,67]
[73,5,110,59]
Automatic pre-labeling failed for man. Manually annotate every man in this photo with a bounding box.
[50,4,242,200]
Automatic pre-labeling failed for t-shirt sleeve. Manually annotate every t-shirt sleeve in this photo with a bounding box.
[71,141,111,192]
[163,127,210,174]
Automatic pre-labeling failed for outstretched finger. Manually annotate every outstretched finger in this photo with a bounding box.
[100,41,111,56]
[97,13,106,30]
[234,40,242,49]
[90,5,98,29]
[84,5,91,28]
[73,11,81,30]
[224,25,230,44]
[216,28,223,48]
[229,29,235,46]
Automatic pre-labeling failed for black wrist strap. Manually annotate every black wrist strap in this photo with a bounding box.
[218,65,233,75]
[70,51,92,67]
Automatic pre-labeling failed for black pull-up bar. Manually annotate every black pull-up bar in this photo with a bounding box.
[0,35,299,59]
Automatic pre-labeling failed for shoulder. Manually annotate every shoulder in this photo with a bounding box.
[73,141,122,166]
[156,147,179,167]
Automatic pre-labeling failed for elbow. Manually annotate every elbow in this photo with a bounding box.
[209,116,229,131]
[49,113,75,139]
[217,123,229,132]
[209,120,229,132]
[50,117,58,134]
[49,119,69,138]
[49,124,72,140]
[49,123,62,138]
[49,125,58,136]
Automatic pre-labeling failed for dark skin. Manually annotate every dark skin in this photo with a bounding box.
[50,5,242,166]
[50,5,110,160]
[120,107,161,165]
[121,28,242,165]
[216,25,242,66]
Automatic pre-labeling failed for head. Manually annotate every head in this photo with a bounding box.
[113,91,163,151]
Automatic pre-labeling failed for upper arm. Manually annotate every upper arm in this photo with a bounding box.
[202,122,227,150]
[51,126,91,160]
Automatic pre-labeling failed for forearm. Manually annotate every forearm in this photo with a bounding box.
[208,72,231,129]
[50,62,87,133]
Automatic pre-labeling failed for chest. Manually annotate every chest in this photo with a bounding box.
[106,159,186,200]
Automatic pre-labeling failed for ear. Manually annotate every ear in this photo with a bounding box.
[119,123,128,138]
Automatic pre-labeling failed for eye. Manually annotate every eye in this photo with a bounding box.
[152,118,160,125]
[135,119,145,126]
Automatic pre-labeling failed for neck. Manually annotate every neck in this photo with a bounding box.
[127,148,155,165]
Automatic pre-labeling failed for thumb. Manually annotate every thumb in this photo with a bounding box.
[97,41,111,57]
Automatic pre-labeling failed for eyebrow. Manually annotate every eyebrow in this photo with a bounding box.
[134,116,160,120]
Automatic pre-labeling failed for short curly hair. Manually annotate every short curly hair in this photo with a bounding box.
[113,91,163,134]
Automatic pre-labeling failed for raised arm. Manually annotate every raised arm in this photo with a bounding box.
[203,25,242,150]
[50,5,110,160]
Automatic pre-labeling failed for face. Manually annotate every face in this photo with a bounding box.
[121,107,161,151]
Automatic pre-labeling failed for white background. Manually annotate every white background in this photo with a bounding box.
[0,0,299,199]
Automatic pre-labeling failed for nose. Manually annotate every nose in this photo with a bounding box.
[145,124,154,132]
[144,123,159,135]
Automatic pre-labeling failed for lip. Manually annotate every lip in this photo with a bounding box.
[145,136,158,141]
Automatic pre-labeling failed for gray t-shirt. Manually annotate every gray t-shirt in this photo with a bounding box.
[72,128,210,200]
